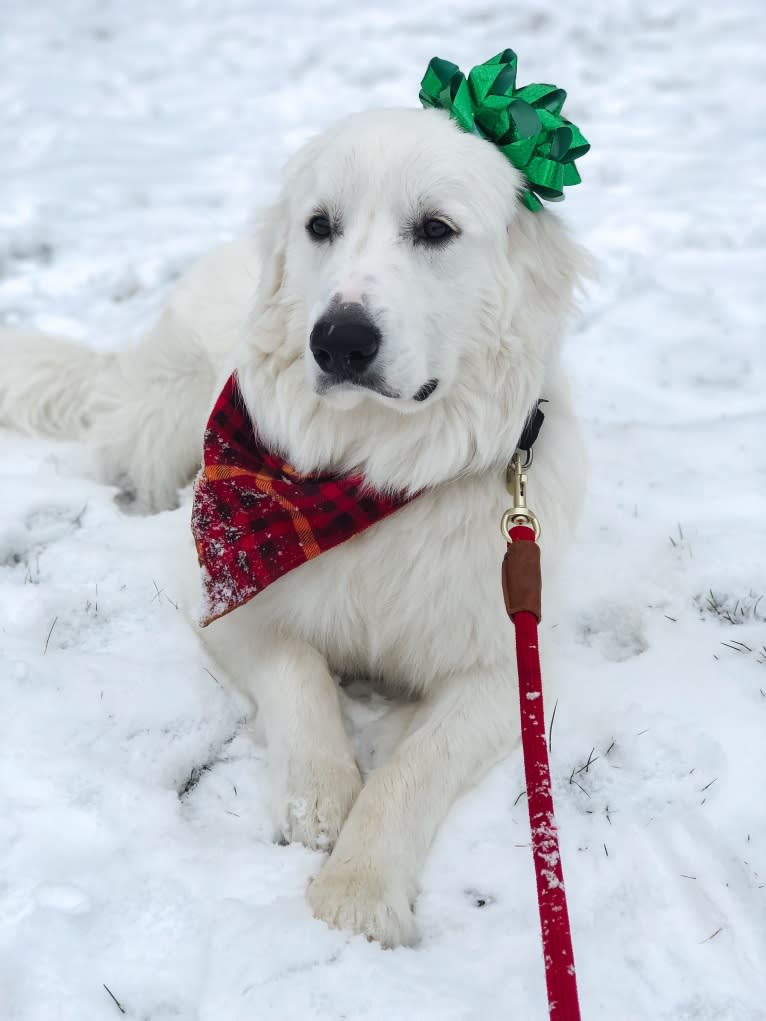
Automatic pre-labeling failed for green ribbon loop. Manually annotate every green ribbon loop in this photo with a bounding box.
[419,49,590,211]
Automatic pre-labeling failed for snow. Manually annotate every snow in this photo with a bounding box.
[1,1,765,1019]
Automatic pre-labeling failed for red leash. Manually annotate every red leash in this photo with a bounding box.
[502,456,581,1020]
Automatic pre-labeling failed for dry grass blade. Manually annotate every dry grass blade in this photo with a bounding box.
[43,616,58,654]
[103,984,126,1014]
[548,698,558,753]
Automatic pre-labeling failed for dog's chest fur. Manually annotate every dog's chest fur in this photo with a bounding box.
[192,361,583,700]
[202,464,563,699]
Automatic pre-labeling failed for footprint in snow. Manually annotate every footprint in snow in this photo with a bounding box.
[577,602,649,662]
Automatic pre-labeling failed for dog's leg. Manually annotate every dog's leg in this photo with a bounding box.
[307,664,517,947]
[229,631,363,851]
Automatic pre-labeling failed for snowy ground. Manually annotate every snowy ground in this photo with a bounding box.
[1,1,765,1018]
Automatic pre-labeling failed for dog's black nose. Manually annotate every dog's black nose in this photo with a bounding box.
[310,304,381,377]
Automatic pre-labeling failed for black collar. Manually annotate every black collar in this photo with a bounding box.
[517,399,547,456]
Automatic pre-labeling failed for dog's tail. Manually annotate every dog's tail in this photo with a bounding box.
[0,315,216,512]
[0,239,258,510]
[0,328,116,440]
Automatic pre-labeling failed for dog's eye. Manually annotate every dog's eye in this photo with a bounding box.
[414,218,456,245]
[307,215,332,241]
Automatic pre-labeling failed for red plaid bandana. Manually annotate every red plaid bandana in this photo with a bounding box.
[191,373,414,625]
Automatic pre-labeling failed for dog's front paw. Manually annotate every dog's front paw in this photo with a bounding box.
[307,858,417,948]
[273,756,362,851]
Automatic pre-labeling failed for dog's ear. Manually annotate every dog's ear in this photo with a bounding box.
[246,196,292,355]
[505,209,593,353]
[252,196,288,308]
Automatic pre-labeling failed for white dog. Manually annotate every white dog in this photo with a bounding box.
[0,107,587,947]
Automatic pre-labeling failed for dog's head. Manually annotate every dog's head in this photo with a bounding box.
[243,108,586,487]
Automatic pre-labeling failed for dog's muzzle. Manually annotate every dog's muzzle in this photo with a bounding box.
[310,303,381,380]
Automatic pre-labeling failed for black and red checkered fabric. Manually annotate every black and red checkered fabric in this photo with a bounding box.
[191,372,413,625]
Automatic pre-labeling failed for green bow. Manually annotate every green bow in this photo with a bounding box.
[419,50,589,212]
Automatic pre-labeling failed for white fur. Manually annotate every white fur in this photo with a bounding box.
[0,107,588,947]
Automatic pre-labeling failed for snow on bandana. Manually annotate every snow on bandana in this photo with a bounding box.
[191,373,413,625]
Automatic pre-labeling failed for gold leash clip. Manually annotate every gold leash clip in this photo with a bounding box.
[501,450,540,541]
